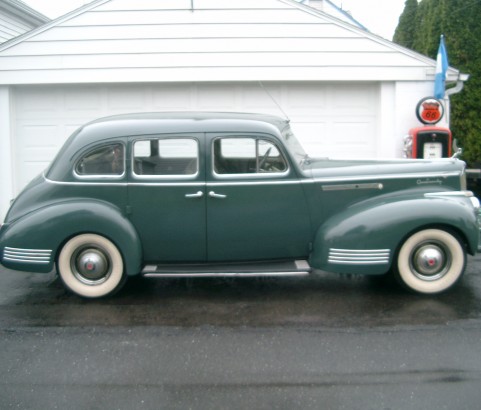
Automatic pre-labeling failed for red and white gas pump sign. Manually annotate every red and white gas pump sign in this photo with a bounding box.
[416,97,444,125]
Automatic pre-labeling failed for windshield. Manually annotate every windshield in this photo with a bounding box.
[282,127,310,167]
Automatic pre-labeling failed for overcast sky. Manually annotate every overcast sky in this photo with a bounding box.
[23,0,407,40]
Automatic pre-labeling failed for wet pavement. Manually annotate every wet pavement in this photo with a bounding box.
[1,255,481,409]
[2,256,481,329]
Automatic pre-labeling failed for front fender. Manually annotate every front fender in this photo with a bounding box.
[311,193,479,275]
[0,200,142,276]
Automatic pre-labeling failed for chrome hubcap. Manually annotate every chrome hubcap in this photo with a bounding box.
[411,243,450,281]
[72,247,111,285]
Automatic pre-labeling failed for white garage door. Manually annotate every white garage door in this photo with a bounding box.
[13,82,379,193]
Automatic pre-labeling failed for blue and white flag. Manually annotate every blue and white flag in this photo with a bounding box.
[434,35,449,99]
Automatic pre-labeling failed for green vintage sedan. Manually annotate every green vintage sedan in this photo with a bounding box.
[1,112,480,298]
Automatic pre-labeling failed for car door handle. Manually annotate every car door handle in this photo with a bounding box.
[185,191,204,199]
[209,191,227,199]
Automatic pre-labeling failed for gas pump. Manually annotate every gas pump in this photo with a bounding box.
[404,126,452,159]
[403,97,452,159]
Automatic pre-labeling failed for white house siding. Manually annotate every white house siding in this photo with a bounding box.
[0,0,452,84]
[0,13,32,43]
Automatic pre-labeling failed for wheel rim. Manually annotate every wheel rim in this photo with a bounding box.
[410,241,451,282]
[71,246,112,286]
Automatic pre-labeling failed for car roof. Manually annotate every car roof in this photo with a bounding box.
[81,111,290,140]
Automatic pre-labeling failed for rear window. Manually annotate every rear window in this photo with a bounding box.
[75,143,125,176]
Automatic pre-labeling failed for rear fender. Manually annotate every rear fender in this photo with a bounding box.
[0,200,142,276]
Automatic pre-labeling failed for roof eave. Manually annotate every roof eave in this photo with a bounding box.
[0,0,49,26]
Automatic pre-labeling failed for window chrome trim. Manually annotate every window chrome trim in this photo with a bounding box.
[45,174,128,187]
[131,136,200,180]
[73,171,126,181]
[130,172,200,181]
[45,174,204,187]
[73,142,126,180]
[211,169,291,180]
[211,136,290,180]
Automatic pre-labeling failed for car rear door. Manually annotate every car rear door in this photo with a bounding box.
[128,134,206,263]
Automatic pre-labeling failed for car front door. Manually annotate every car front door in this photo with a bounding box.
[128,135,206,263]
[206,134,311,262]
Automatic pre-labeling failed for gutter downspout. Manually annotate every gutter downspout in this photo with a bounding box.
[445,73,469,98]
[443,73,469,126]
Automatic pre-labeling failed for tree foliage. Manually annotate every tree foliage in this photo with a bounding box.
[393,0,418,48]
[393,0,481,165]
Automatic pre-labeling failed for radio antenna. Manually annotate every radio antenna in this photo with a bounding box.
[258,81,290,122]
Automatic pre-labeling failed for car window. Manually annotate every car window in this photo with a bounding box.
[133,138,198,176]
[75,143,124,176]
[213,138,287,175]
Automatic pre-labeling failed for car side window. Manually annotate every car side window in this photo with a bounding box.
[75,143,124,176]
[133,138,198,176]
[214,138,287,175]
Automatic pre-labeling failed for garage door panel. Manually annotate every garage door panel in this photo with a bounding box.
[286,84,327,111]
[196,83,237,110]
[65,87,102,112]
[107,86,147,110]
[15,87,60,118]
[240,84,282,112]
[152,84,193,110]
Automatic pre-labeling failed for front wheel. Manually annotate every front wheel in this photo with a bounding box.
[58,234,126,298]
[394,229,466,294]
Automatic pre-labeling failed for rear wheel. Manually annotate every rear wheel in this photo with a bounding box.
[58,234,126,298]
[394,229,466,294]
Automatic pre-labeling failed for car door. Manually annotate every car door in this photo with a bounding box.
[206,134,311,262]
[128,135,206,263]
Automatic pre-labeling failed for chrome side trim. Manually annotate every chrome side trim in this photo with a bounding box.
[45,172,460,187]
[322,183,383,192]
[142,259,312,277]
[143,271,310,278]
[306,171,460,184]
[45,176,205,187]
[45,176,129,187]
[328,248,390,265]
[3,247,52,264]
[424,191,474,198]
[207,179,302,187]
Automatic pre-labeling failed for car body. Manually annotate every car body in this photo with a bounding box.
[1,112,480,297]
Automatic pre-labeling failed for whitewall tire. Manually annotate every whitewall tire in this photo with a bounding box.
[58,234,126,298]
[395,229,466,294]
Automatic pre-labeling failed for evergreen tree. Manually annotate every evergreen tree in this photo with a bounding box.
[394,0,481,165]
[393,0,418,47]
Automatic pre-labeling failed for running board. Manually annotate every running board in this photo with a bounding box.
[141,260,311,278]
